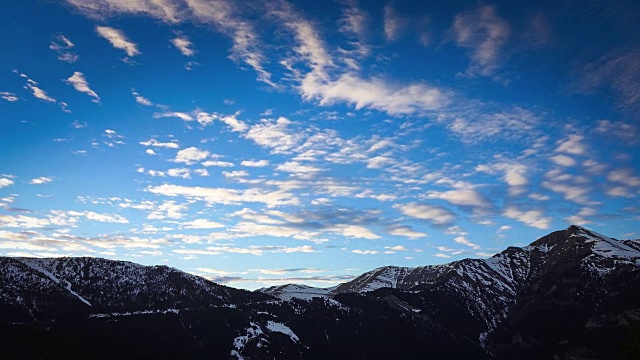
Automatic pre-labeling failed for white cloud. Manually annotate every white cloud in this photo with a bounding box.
[388,226,427,238]
[25,79,56,103]
[503,206,551,229]
[427,189,491,209]
[241,160,269,167]
[167,168,191,179]
[555,134,586,155]
[276,161,322,176]
[245,117,303,154]
[65,210,129,224]
[396,203,456,225]
[383,5,406,41]
[132,89,153,106]
[139,138,180,148]
[181,219,224,229]
[147,200,188,220]
[1,92,19,102]
[608,168,640,187]
[174,147,210,164]
[223,170,248,178]
[196,112,247,131]
[0,178,14,188]
[95,26,140,57]
[146,184,298,207]
[454,236,480,250]
[29,177,53,185]
[202,160,234,167]
[352,249,378,255]
[1,214,51,228]
[49,34,78,63]
[332,225,380,240]
[550,154,577,167]
[453,5,510,77]
[66,72,100,102]
[146,149,156,155]
[595,120,638,144]
[171,36,195,56]
[154,111,194,121]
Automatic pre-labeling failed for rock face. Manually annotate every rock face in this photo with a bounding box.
[1,225,639,359]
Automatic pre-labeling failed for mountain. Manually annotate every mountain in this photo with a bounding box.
[1,225,639,359]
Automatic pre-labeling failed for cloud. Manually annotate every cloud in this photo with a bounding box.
[139,138,180,148]
[446,107,540,143]
[550,154,577,167]
[146,184,298,207]
[352,249,378,255]
[24,78,56,103]
[300,73,448,116]
[427,189,491,209]
[63,210,129,224]
[273,3,449,116]
[181,219,224,229]
[1,92,19,102]
[555,134,586,155]
[564,207,596,226]
[49,34,78,63]
[29,177,53,185]
[167,168,191,179]
[174,147,210,164]
[0,178,14,188]
[503,206,551,229]
[452,5,511,77]
[202,160,234,167]
[154,111,193,121]
[196,112,247,131]
[171,36,195,56]
[338,0,369,42]
[383,5,406,41]
[147,200,187,220]
[454,236,480,250]
[577,49,640,109]
[66,72,100,102]
[95,26,140,57]
[595,120,638,144]
[388,225,427,238]
[396,203,456,226]
[241,160,269,167]
[276,161,323,176]
[131,88,153,106]
[245,117,303,154]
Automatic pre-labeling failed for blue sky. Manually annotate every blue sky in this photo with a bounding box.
[1,0,639,289]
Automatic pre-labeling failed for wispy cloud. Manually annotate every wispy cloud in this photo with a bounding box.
[29,177,53,185]
[0,92,19,102]
[95,26,140,57]
[395,203,456,226]
[66,72,100,103]
[49,34,78,63]
[577,49,640,110]
[171,36,195,56]
[452,5,511,77]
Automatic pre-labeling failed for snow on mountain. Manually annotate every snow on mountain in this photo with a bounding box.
[259,284,336,301]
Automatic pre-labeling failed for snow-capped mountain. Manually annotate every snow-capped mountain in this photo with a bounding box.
[1,225,639,359]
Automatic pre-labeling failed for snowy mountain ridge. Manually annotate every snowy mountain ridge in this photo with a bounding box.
[2,225,640,359]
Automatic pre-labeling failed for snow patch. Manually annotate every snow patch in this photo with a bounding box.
[266,320,299,342]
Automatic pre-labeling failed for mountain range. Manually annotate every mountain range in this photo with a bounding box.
[1,225,639,359]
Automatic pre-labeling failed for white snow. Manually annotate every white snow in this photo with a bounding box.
[19,258,92,306]
[266,320,299,342]
[265,284,333,301]
[574,226,640,259]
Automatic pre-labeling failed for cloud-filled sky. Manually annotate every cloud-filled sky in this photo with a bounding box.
[1,0,639,289]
